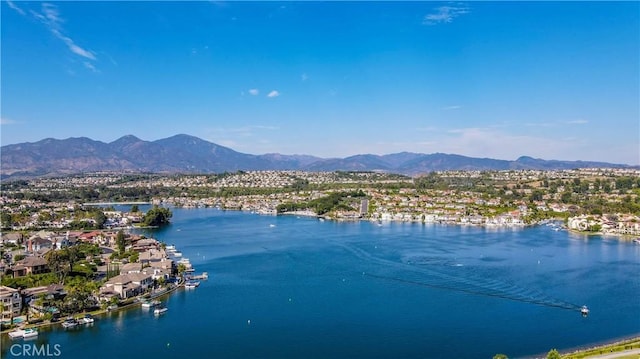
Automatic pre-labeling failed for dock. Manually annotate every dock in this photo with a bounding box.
[188,272,209,280]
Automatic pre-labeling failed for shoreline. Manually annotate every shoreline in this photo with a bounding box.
[1,280,184,336]
[525,335,640,359]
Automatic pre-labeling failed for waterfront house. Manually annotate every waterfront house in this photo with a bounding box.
[141,266,171,281]
[120,262,142,274]
[132,238,160,252]
[0,285,22,321]
[22,284,67,302]
[22,284,66,315]
[100,273,153,299]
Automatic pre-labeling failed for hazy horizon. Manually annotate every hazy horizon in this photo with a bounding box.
[2,2,638,164]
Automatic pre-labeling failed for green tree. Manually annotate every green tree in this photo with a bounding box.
[493,354,509,359]
[116,230,126,255]
[177,263,187,277]
[142,206,173,227]
[1,212,12,229]
[546,349,561,359]
[45,250,70,284]
[66,246,81,273]
[131,204,139,213]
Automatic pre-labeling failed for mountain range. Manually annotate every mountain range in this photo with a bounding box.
[0,134,634,180]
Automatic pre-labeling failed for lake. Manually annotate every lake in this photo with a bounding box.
[3,208,639,358]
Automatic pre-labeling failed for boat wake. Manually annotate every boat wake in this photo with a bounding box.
[332,240,583,312]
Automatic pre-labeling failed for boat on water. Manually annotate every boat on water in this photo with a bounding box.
[82,314,95,324]
[8,329,25,339]
[141,300,161,308]
[581,305,590,316]
[154,306,168,315]
[22,328,38,339]
[62,317,78,328]
[185,280,200,289]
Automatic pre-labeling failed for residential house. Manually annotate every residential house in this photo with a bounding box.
[0,286,22,321]
[100,273,153,300]
[119,262,142,275]
[12,256,49,277]
[22,284,66,315]
[1,233,23,246]
[26,236,53,253]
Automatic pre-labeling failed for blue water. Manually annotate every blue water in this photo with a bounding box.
[3,208,639,358]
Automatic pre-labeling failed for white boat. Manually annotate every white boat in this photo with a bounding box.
[22,328,38,339]
[82,314,95,324]
[581,305,590,316]
[62,317,78,328]
[154,306,168,315]
[141,300,161,308]
[8,329,25,339]
[185,280,200,289]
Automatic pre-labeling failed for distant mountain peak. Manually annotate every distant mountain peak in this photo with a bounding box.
[0,134,635,180]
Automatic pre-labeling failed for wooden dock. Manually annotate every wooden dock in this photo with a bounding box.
[188,272,209,280]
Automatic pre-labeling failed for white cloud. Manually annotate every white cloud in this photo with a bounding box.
[6,0,26,15]
[248,89,259,96]
[1,117,19,125]
[565,119,589,125]
[442,105,461,110]
[83,61,99,73]
[31,3,98,65]
[423,4,470,25]
[267,90,280,98]
[301,73,309,81]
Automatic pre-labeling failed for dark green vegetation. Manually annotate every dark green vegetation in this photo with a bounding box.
[1,243,102,288]
[142,205,173,227]
[277,190,367,215]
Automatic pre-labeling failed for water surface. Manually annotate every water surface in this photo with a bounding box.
[3,208,639,358]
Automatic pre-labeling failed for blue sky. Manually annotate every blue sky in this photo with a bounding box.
[2,1,639,164]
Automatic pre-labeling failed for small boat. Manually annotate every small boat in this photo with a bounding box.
[8,329,25,339]
[581,305,590,316]
[185,280,200,289]
[141,300,161,308]
[62,317,78,328]
[154,306,168,315]
[82,314,95,324]
[22,328,38,339]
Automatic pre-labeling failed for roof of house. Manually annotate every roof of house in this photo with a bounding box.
[120,262,142,273]
[0,285,20,295]
[15,256,48,267]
